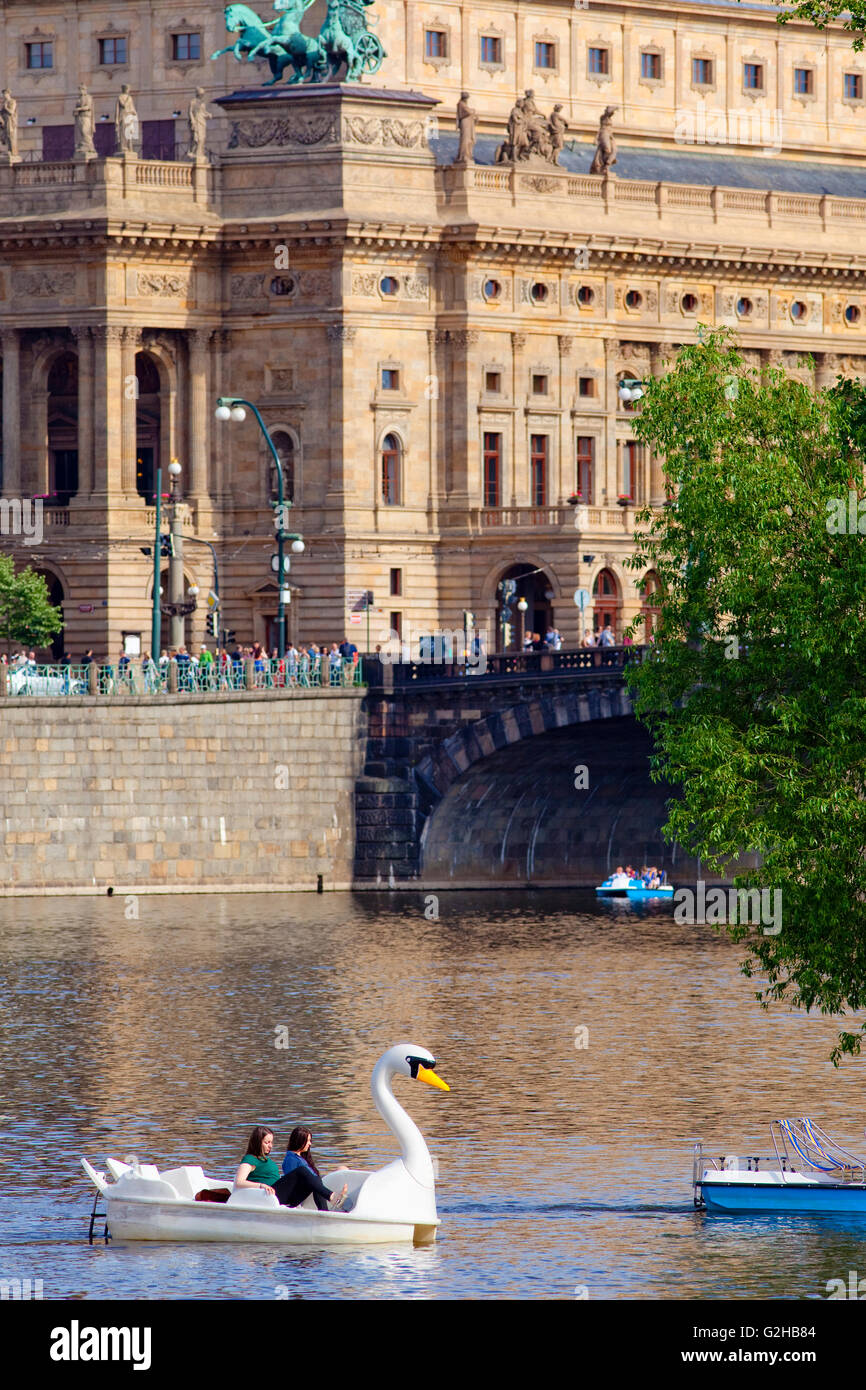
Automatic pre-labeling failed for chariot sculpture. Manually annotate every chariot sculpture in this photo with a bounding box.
[212,0,386,84]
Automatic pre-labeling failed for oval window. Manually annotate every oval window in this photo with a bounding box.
[625,289,643,310]
[790,300,808,321]
[380,276,399,296]
[484,278,502,301]
[736,296,752,318]
[576,285,595,306]
[681,292,698,313]
[271,275,296,297]
[845,303,861,325]
[531,282,549,304]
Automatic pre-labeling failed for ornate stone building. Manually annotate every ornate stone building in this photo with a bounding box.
[1,0,866,656]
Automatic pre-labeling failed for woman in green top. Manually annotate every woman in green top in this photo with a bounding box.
[235,1126,281,1192]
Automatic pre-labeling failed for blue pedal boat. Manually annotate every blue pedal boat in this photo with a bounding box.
[694,1118,866,1215]
[595,873,674,901]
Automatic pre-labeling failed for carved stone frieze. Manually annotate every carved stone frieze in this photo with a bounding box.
[352,271,379,296]
[14,269,75,298]
[558,335,574,355]
[342,116,426,148]
[231,273,267,300]
[136,271,191,298]
[520,175,559,193]
[403,274,429,300]
[227,114,338,150]
[326,325,357,343]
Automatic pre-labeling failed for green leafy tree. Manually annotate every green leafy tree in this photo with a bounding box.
[625,329,866,1061]
[777,1,866,52]
[0,554,63,651]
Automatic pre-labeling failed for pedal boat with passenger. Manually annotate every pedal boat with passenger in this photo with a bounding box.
[81,1043,449,1246]
[693,1118,866,1214]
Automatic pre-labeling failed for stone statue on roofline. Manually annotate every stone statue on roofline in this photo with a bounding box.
[0,89,18,161]
[589,105,617,175]
[187,88,210,161]
[454,91,476,164]
[495,89,568,166]
[114,84,139,155]
[73,84,97,160]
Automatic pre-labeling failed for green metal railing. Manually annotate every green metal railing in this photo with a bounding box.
[0,657,365,698]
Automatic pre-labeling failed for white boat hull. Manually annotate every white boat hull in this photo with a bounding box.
[106,1197,428,1245]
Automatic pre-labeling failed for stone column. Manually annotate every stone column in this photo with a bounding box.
[648,341,673,505]
[815,353,841,392]
[215,328,231,503]
[558,335,573,504]
[0,327,21,496]
[71,327,94,497]
[91,325,125,498]
[325,324,355,501]
[187,329,211,500]
[603,338,620,507]
[511,333,526,506]
[120,327,140,495]
[447,329,477,505]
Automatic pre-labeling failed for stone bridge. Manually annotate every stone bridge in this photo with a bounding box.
[354,648,704,888]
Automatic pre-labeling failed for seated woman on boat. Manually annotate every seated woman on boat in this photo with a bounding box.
[235,1126,281,1191]
[608,866,630,888]
[273,1126,348,1211]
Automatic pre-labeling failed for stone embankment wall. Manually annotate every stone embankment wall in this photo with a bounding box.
[0,691,366,895]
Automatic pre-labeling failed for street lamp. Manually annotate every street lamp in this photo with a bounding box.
[618,378,645,404]
[517,596,529,652]
[215,395,302,658]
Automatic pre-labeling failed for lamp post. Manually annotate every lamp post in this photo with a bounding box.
[618,378,646,405]
[517,596,529,651]
[167,460,185,649]
[215,396,304,659]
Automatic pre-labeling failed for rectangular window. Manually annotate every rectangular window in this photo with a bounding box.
[26,41,53,69]
[480,35,502,66]
[390,568,402,597]
[794,67,813,95]
[141,119,175,160]
[692,57,713,85]
[381,368,400,391]
[425,30,447,60]
[390,611,402,640]
[588,48,609,76]
[172,32,201,61]
[483,432,502,507]
[578,377,596,397]
[531,374,548,395]
[530,435,548,506]
[641,52,661,81]
[576,437,594,502]
[535,42,556,70]
[622,441,643,501]
[744,62,763,91]
[485,371,502,393]
[844,72,863,100]
[99,37,127,65]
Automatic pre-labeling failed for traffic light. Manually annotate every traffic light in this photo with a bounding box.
[207,611,219,637]
[159,534,173,558]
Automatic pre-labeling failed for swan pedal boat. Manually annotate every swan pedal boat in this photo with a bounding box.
[694,1118,866,1215]
[595,875,674,900]
[81,1043,449,1246]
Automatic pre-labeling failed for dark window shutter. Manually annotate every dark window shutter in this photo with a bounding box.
[141,119,176,160]
[42,125,74,161]
[94,123,115,157]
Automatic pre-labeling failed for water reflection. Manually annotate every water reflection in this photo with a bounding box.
[0,890,862,1300]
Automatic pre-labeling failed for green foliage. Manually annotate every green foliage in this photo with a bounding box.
[0,554,63,649]
[625,329,866,1062]
[776,0,866,52]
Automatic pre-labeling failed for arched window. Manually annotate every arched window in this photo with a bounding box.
[591,567,621,639]
[269,430,295,504]
[381,433,401,505]
[46,353,79,505]
[135,352,162,501]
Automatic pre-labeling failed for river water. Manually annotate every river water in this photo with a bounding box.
[1,890,864,1301]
